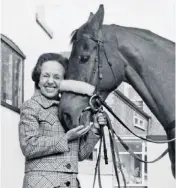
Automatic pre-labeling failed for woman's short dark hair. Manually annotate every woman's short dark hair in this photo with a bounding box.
[32,53,68,89]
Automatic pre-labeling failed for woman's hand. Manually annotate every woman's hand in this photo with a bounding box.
[92,112,107,135]
[97,112,107,126]
[66,112,107,141]
[66,125,91,142]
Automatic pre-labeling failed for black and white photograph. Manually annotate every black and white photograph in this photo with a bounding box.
[1,0,175,188]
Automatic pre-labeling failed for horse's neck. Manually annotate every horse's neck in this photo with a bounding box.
[104,25,175,128]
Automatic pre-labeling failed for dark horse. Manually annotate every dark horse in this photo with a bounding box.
[59,5,175,177]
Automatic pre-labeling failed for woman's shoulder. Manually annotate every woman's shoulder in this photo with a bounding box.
[21,98,41,111]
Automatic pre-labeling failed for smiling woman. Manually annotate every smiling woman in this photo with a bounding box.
[38,60,65,99]
[31,53,68,90]
[19,52,107,188]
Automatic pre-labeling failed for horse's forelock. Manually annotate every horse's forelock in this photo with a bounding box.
[70,23,95,45]
[70,29,78,44]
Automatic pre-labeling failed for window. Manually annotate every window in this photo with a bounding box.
[1,34,25,113]
[113,138,147,188]
[135,118,138,124]
[133,114,145,131]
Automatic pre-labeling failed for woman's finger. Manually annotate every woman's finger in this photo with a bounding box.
[97,112,104,117]
[94,122,100,129]
[98,118,105,122]
[77,125,91,135]
[93,114,98,123]
[73,125,85,131]
[98,117,107,123]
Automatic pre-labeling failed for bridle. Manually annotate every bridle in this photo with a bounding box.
[74,32,175,188]
[79,32,175,144]
[82,33,118,94]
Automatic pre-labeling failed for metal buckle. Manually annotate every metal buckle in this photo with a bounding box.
[89,94,102,112]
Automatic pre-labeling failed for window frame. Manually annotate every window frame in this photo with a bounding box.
[1,34,25,113]
[133,114,145,131]
[113,137,147,187]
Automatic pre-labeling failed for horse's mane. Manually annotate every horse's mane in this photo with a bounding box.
[70,24,175,51]
[128,27,173,44]
[111,24,175,52]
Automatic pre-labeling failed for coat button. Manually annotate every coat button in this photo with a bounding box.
[65,181,70,187]
[65,163,71,169]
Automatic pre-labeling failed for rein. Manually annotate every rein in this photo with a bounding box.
[88,94,173,188]
[94,94,175,144]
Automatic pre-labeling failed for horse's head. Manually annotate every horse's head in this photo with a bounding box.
[59,5,126,130]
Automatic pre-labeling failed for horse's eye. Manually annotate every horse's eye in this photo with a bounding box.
[79,55,90,63]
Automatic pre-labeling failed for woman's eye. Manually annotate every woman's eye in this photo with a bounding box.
[54,76,61,80]
[42,74,49,78]
[79,55,90,63]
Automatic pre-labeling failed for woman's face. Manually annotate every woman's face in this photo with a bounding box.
[38,60,65,99]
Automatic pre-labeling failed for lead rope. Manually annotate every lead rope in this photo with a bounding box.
[105,111,127,188]
[92,111,108,188]
[109,130,121,188]
[93,134,102,188]
[93,110,127,188]
[93,122,122,188]
[116,135,168,163]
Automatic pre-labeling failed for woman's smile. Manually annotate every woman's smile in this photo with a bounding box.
[38,60,65,99]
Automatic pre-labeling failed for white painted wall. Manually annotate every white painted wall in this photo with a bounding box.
[147,143,176,188]
[1,106,24,188]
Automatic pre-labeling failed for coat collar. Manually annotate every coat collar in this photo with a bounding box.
[32,89,60,108]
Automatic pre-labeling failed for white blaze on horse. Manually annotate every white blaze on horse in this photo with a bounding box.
[58,5,175,177]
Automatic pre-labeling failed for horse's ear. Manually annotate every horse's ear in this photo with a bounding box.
[88,4,104,31]
[87,12,94,22]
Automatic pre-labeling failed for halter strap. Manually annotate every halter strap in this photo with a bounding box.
[82,34,104,44]
[82,32,118,93]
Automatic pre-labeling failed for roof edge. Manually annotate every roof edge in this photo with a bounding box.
[1,34,26,59]
[113,90,151,119]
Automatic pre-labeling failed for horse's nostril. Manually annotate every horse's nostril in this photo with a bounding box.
[63,112,72,129]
